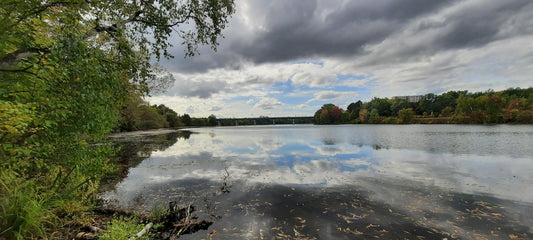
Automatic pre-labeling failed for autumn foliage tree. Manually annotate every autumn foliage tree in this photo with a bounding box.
[316,87,532,125]
[314,104,344,124]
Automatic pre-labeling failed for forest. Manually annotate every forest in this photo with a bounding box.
[314,88,533,124]
[117,97,218,131]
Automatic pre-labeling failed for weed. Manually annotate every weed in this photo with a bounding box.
[98,216,149,240]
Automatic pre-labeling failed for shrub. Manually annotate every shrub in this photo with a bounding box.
[381,117,398,124]
[398,108,414,124]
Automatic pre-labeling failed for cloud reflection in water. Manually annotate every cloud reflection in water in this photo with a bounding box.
[102,125,533,239]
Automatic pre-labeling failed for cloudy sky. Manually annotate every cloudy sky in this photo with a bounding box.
[148,0,533,118]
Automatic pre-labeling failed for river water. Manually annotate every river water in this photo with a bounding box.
[101,125,533,239]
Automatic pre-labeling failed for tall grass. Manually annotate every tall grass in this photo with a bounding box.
[0,171,54,239]
[99,216,149,240]
[0,143,116,239]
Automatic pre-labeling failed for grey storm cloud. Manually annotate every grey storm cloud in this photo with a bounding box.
[161,50,244,74]
[435,1,531,49]
[162,0,533,74]
[237,0,533,66]
[170,79,227,99]
[233,0,456,63]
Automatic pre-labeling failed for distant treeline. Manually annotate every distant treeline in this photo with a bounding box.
[314,87,533,124]
[116,96,217,131]
[117,96,314,131]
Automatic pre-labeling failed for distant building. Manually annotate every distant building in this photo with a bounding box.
[392,95,424,103]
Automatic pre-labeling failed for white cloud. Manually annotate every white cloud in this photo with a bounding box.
[294,104,309,110]
[254,97,284,110]
[289,62,337,87]
[307,90,359,103]
[246,98,256,105]
[185,105,195,113]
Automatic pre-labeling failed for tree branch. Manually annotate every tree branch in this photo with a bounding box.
[0,49,49,74]
[94,10,144,34]
[0,65,32,73]
[12,1,72,26]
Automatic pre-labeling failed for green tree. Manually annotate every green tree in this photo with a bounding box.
[347,100,362,113]
[191,117,206,126]
[455,95,479,115]
[390,99,410,116]
[398,108,414,124]
[0,0,235,238]
[433,92,459,115]
[500,87,533,99]
[347,100,363,119]
[181,114,192,126]
[207,114,218,126]
[155,104,180,127]
[483,95,503,123]
[166,113,181,128]
[369,109,381,123]
[119,97,177,130]
[137,105,168,130]
[455,95,489,123]
[416,93,437,115]
[439,106,454,117]
[515,110,533,123]
[366,98,391,117]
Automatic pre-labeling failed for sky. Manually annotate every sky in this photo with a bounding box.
[148,0,533,118]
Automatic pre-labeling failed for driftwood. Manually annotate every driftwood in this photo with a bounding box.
[172,220,213,234]
[75,231,98,240]
[78,202,213,239]
[157,202,213,240]
[129,222,153,239]
[75,223,103,239]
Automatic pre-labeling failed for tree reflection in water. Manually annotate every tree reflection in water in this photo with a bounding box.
[100,126,533,239]
[100,130,191,192]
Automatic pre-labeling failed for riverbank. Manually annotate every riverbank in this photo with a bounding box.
[53,204,213,239]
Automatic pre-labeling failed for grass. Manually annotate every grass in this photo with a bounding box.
[0,150,110,239]
[98,216,150,240]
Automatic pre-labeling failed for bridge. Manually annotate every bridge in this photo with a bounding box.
[217,116,313,126]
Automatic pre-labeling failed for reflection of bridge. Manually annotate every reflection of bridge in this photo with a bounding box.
[218,117,313,126]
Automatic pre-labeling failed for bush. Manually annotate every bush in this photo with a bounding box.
[398,108,414,124]
[381,117,398,124]
[516,110,533,123]
[439,106,454,117]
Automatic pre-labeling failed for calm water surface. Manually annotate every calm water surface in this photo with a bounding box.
[102,125,533,239]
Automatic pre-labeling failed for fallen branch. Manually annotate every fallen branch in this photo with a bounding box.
[173,220,213,235]
[129,222,153,240]
[75,232,98,240]
[75,225,103,239]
